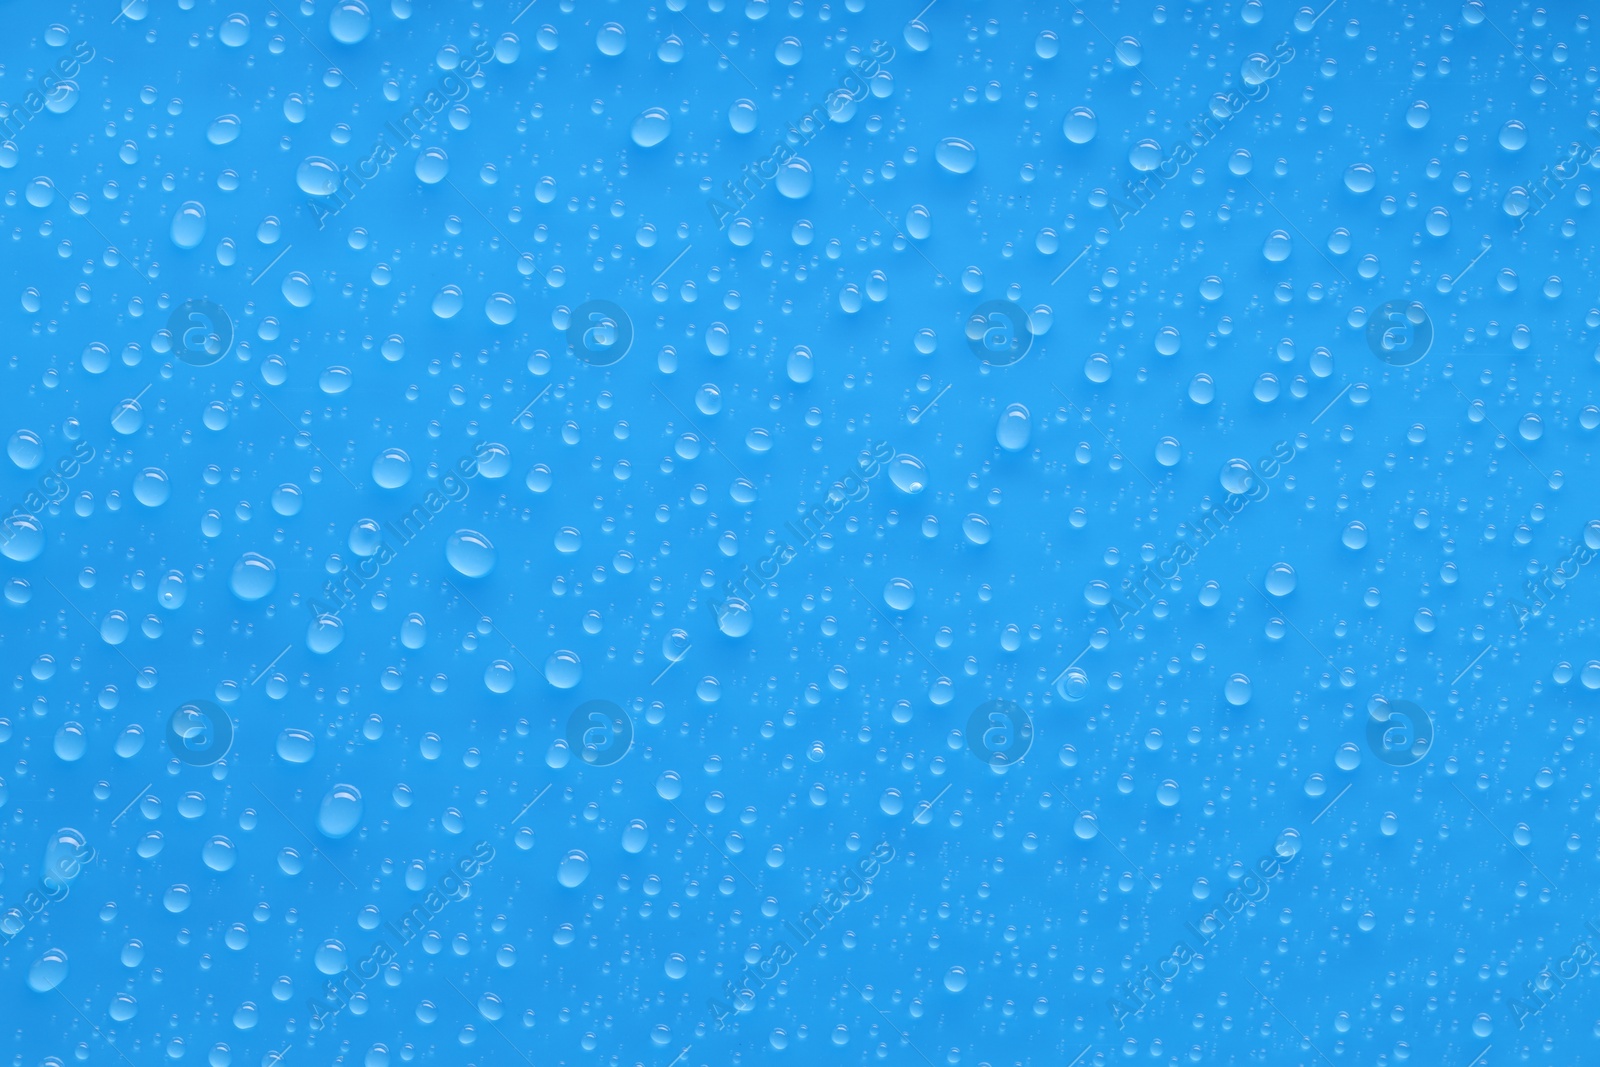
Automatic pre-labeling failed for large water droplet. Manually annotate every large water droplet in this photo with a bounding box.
[1063,107,1097,144]
[445,530,496,578]
[297,157,341,196]
[545,650,582,689]
[27,950,69,992]
[996,404,1031,451]
[934,137,977,174]
[889,454,927,494]
[328,0,372,44]
[316,784,363,839]
[169,201,206,249]
[632,108,671,148]
[557,849,590,888]
[229,552,277,601]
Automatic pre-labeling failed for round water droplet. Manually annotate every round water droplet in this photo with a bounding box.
[1063,107,1097,144]
[169,201,206,249]
[277,729,316,763]
[1224,674,1253,706]
[202,835,237,872]
[556,849,590,888]
[1265,563,1296,596]
[729,99,758,134]
[944,967,968,992]
[54,722,86,761]
[307,613,344,654]
[25,177,56,208]
[281,272,313,307]
[371,448,412,488]
[220,13,250,47]
[1,515,44,562]
[485,292,516,325]
[230,552,277,601]
[484,660,515,694]
[328,0,371,44]
[133,468,171,507]
[996,404,1031,451]
[884,578,915,611]
[545,649,582,689]
[414,148,448,184]
[595,21,625,56]
[297,157,341,196]
[632,108,671,148]
[27,949,69,992]
[316,784,363,839]
[445,530,496,577]
[935,137,977,174]
[8,430,44,470]
[1129,140,1163,171]
[432,285,464,319]
[1219,459,1256,495]
[775,158,812,199]
[717,599,753,637]
[889,454,927,494]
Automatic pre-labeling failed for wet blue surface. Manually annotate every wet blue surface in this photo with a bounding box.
[2,2,1599,1065]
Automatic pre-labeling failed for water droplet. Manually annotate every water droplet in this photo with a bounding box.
[1265,563,1297,596]
[229,552,277,601]
[632,108,671,148]
[1224,674,1253,706]
[297,157,341,196]
[996,404,1031,451]
[8,430,43,470]
[729,99,758,133]
[277,729,316,763]
[371,448,412,488]
[934,137,977,174]
[169,201,206,249]
[445,530,496,577]
[316,784,363,839]
[889,454,927,494]
[133,468,171,507]
[595,21,626,56]
[1219,459,1256,495]
[328,0,371,44]
[545,650,582,689]
[414,147,448,184]
[27,949,69,992]
[202,836,237,872]
[1062,107,1097,144]
[557,849,590,888]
